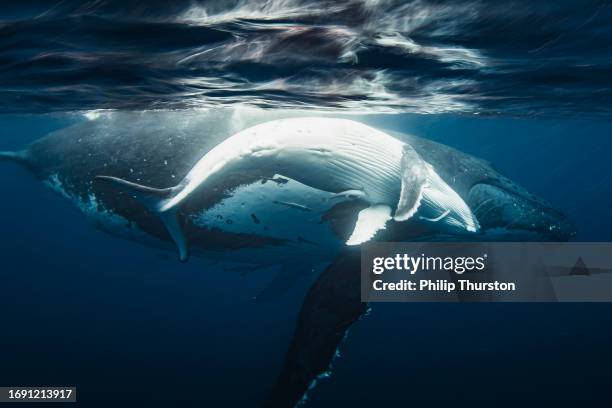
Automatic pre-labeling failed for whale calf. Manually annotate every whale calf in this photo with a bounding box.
[96,117,479,261]
[0,111,575,407]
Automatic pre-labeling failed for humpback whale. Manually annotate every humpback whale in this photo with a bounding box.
[0,111,575,407]
[95,117,478,261]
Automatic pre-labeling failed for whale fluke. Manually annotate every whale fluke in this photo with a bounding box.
[0,150,29,166]
[94,175,189,262]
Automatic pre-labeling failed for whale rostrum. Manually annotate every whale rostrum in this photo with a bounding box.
[96,117,479,261]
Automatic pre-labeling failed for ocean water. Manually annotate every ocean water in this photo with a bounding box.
[2,112,612,407]
[1,1,612,407]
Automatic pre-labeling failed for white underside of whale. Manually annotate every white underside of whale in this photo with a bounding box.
[96,117,480,261]
[192,175,347,246]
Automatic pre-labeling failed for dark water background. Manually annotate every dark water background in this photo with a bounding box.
[1,0,612,406]
[1,113,612,407]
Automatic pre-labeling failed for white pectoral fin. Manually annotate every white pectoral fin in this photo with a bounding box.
[394,144,427,222]
[418,164,480,233]
[346,205,392,246]
[393,143,479,234]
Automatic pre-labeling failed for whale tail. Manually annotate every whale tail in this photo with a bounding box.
[94,176,189,262]
[0,149,29,167]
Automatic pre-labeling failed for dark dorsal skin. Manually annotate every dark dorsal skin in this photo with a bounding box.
[390,131,574,241]
[23,111,294,250]
[403,133,542,204]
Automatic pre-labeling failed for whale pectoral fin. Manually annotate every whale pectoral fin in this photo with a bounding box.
[417,165,480,233]
[346,204,392,245]
[253,261,324,303]
[95,175,189,262]
[262,249,367,408]
[394,144,428,222]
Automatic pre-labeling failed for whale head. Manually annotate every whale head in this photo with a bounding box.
[468,183,576,241]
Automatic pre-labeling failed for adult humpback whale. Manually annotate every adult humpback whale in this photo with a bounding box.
[0,111,575,407]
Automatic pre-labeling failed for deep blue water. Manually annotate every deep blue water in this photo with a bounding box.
[1,113,612,407]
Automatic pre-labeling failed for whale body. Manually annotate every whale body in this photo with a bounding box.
[96,117,479,261]
[0,111,574,255]
[0,111,575,407]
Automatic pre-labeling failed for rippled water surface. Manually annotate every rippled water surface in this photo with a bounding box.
[1,0,611,115]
